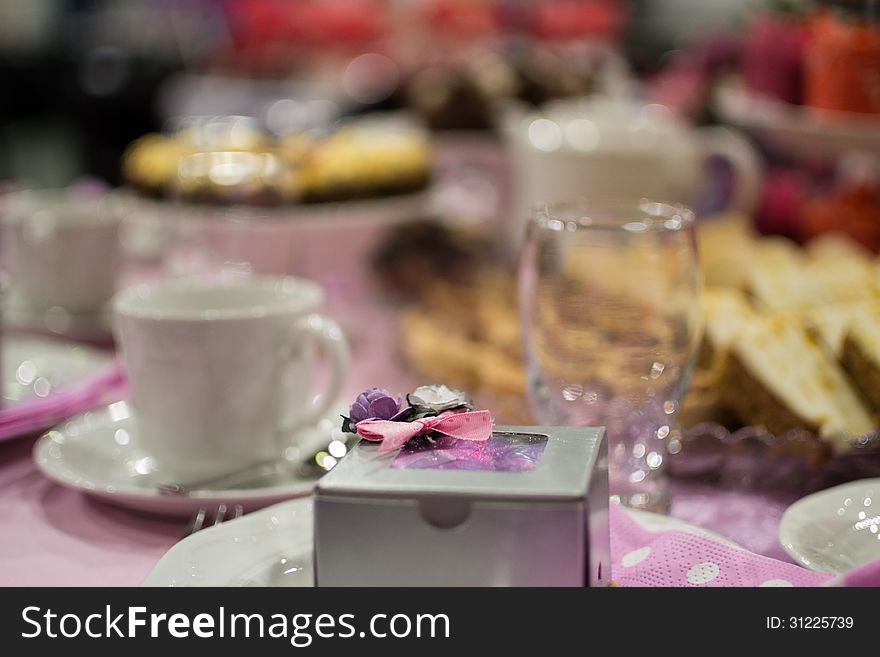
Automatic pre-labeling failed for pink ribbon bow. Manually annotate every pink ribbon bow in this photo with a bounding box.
[356,410,493,452]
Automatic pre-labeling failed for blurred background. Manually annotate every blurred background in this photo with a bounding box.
[0,0,744,187]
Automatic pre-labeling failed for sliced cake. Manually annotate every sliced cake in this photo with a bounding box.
[802,301,866,356]
[681,369,739,428]
[697,287,760,369]
[744,237,812,312]
[805,234,877,305]
[719,314,875,452]
[698,212,758,289]
[841,303,880,413]
[745,234,877,312]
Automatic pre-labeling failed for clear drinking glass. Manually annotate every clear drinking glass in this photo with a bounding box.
[518,199,702,512]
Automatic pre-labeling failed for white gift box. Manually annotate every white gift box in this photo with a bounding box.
[314,425,609,587]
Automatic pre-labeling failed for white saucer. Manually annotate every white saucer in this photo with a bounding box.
[3,289,113,343]
[141,502,737,587]
[33,402,337,516]
[3,336,113,406]
[143,497,314,587]
[779,478,880,574]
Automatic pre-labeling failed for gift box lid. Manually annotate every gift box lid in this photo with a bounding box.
[316,425,605,502]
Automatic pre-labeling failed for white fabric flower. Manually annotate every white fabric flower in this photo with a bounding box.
[409,384,468,412]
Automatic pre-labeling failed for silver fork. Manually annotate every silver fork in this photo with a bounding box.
[183,504,244,537]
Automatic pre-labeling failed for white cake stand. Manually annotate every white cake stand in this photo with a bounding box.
[714,79,880,161]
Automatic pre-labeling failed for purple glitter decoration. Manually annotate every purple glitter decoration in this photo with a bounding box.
[391,433,548,472]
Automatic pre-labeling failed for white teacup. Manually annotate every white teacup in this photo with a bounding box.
[2,189,124,314]
[113,276,349,483]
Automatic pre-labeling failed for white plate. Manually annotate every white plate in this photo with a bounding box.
[715,79,880,159]
[141,502,738,587]
[143,497,314,587]
[3,290,113,343]
[134,188,431,230]
[0,336,117,442]
[779,478,880,574]
[33,402,338,516]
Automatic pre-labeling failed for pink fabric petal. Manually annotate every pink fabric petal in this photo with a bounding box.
[356,419,423,452]
[354,420,388,442]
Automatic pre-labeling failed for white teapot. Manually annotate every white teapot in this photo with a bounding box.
[501,95,762,246]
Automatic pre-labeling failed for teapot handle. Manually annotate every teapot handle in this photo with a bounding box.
[698,126,763,215]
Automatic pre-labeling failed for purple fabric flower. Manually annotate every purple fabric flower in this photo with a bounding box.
[349,388,403,425]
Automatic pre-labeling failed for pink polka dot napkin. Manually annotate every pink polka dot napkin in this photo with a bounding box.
[611,503,833,587]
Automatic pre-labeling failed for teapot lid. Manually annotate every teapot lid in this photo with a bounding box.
[511,95,686,154]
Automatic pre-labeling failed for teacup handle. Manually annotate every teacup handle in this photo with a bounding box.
[294,313,349,427]
[698,126,764,215]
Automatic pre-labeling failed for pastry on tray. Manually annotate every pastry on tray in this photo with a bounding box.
[718,314,875,452]
[684,221,880,453]
[745,235,877,312]
[121,116,431,207]
[802,301,866,355]
[678,369,740,429]
[697,213,758,289]
[743,237,812,312]
[697,287,760,368]
[841,303,880,413]
[291,123,431,204]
